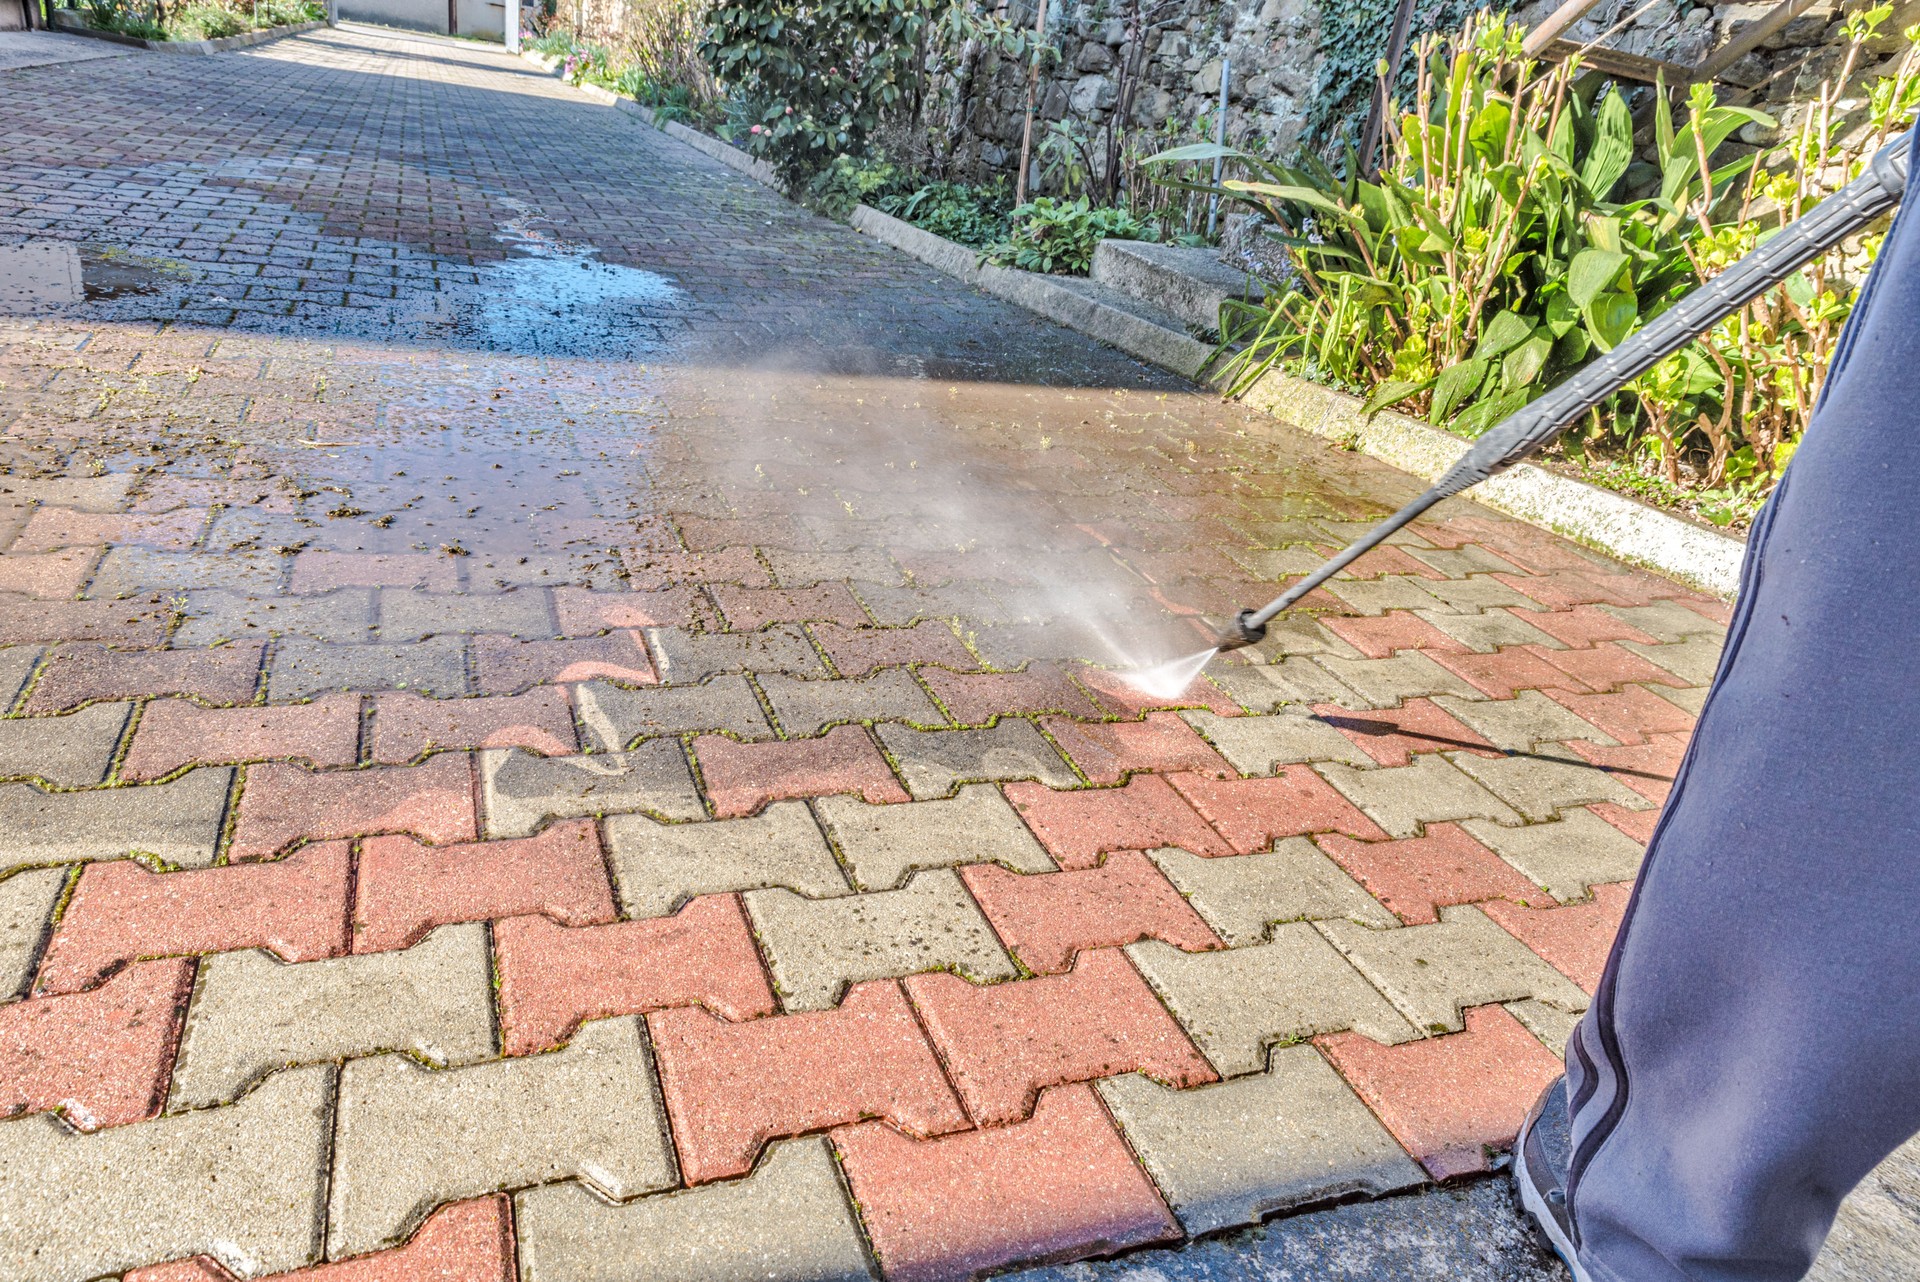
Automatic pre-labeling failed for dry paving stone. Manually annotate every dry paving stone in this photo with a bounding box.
[759,669,947,736]
[1314,652,1484,710]
[1506,997,1584,1055]
[1447,746,1649,822]
[1460,809,1645,902]
[1127,925,1418,1076]
[1318,905,1591,1035]
[0,866,65,999]
[606,801,850,918]
[269,635,470,700]
[1650,683,1709,716]
[1096,1045,1425,1235]
[169,922,495,1109]
[0,700,129,785]
[514,1137,874,1282]
[1418,576,1542,613]
[1206,656,1359,712]
[815,783,1054,890]
[875,719,1077,799]
[175,588,375,646]
[1602,600,1726,642]
[1147,842,1398,946]
[644,624,825,683]
[1617,634,1724,685]
[1316,755,1524,839]
[0,767,233,872]
[378,589,558,640]
[1417,607,1562,653]
[1182,708,1373,772]
[480,741,704,838]
[0,645,40,710]
[328,1016,678,1257]
[1432,689,1615,752]
[0,1062,332,1282]
[746,867,1017,1012]
[572,674,772,749]
[1323,576,1443,616]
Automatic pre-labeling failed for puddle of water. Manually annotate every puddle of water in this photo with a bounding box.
[0,241,180,313]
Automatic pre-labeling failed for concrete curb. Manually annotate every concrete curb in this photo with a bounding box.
[1241,370,1745,595]
[47,13,325,52]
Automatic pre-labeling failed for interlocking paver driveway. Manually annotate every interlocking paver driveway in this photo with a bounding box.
[0,25,1726,1281]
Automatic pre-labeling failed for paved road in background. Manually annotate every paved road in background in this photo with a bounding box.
[0,23,1881,1282]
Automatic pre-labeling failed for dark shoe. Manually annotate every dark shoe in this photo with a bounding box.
[1515,1075,1594,1281]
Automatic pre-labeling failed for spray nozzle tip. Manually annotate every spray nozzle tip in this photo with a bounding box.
[1216,609,1268,652]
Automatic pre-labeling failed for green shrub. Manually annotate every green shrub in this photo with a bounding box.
[807,154,915,219]
[880,179,1010,249]
[984,197,1152,275]
[172,2,249,37]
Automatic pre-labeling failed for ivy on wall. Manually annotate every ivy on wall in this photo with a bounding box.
[1300,0,1501,155]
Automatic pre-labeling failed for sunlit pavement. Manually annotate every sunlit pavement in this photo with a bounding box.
[0,26,1732,1281]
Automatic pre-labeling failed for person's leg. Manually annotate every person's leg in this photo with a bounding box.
[1563,131,1920,1282]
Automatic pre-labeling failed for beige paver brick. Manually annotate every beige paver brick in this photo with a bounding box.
[1616,634,1723,684]
[1507,998,1584,1056]
[1460,810,1645,901]
[1315,756,1523,838]
[0,701,130,786]
[760,670,946,736]
[1419,576,1541,613]
[1147,842,1397,945]
[0,1063,332,1281]
[1097,1045,1424,1234]
[176,588,375,646]
[1600,601,1725,643]
[645,625,826,683]
[1318,905,1590,1034]
[1417,608,1561,653]
[480,742,704,838]
[606,801,851,918]
[170,923,494,1109]
[1127,926,1417,1076]
[815,784,1054,891]
[378,589,558,640]
[269,635,469,699]
[1313,653,1483,710]
[0,866,66,1000]
[746,868,1017,1012]
[1322,576,1441,615]
[1181,709,1372,772]
[0,645,40,711]
[1447,748,1648,822]
[1207,656,1358,712]
[515,1137,873,1282]
[875,719,1078,799]
[572,675,772,749]
[1650,683,1709,716]
[328,1016,677,1257]
[0,768,234,872]
[1432,690,1615,751]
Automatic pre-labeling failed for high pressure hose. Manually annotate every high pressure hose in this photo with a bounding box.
[1217,128,1913,651]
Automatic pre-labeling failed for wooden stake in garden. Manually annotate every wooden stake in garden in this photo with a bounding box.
[1015,0,1048,205]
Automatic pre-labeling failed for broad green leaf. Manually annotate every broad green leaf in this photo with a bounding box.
[1474,309,1535,359]
[1502,332,1554,386]
[1584,289,1638,352]
[1579,89,1634,199]
[1430,358,1491,423]
[1455,385,1536,437]
[1362,378,1432,414]
[1568,249,1630,308]
[1544,290,1581,338]
[1222,181,1358,220]
[1145,142,1251,165]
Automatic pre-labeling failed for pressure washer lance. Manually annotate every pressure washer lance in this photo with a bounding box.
[1215,128,1913,653]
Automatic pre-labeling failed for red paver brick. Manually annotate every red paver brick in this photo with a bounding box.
[1490,571,1625,610]
[1311,698,1499,768]
[124,1194,515,1282]
[648,979,969,1184]
[959,852,1222,974]
[1535,642,1687,692]
[0,599,170,646]
[1677,596,1733,625]
[121,693,360,781]
[905,949,1217,1125]
[675,516,807,552]
[920,665,1103,723]
[0,958,194,1130]
[1321,612,1469,660]
[1338,544,1447,580]
[12,507,206,553]
[1543,686,1696,744]
[1427,646,1588,700]
[1004,775,1230,868]
[495,894,777,1055]
[1319,1004,1567,1178]
[834,1082,1180,1282]
[1590,801,1660,844]
[26,641,265,712]
[471,631,655,693]
[353,820,616,953]
[1167,768,1387,852]
[694,723,906,817]
[1038,711,1233,785]
[1514,605,1656,649]
[36,844,351,996]
[1567,733,1689,804]
[1314,824,1546,925]
[620,545,771,588]
[230,755,477,861]
[553,585,713,634]
[0,549,97,598]
[810,620,980,676]
[711,583,869,629]
[369,688,577,762]
[289,551,457,593]
[1076,661,1244,718]
[1481,882,1632,993]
